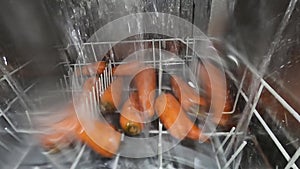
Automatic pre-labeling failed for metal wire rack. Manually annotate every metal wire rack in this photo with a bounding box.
[0,38,299,169]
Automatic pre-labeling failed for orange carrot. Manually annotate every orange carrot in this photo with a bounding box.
[223,89,233,112]
[39,103,80,151]
[112,61,144,76]
[82,77,99,95]
[165,41,181,55]
[75,61,107,76]
[75,60,146,77]
[170,75,207,114]
[119,92,144,135]
[82,77,124,114]
[133,68,156,121]
[218,114,230,127]
[99,77,123,113]
[155,93,208,141]
[40,76,119,155]
[198,63,229,126]
[143,41,159,50]
[40,74,122,157]
[76,120,121,158]
[40,102,121,157]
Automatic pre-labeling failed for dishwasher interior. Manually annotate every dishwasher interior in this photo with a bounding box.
[0,0,299,169]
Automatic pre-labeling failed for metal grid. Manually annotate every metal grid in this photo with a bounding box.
[0,38,298,169]
[238,69,300,169]
[38,38,242,169]
[58,38,299,169]
[0,59,36,169]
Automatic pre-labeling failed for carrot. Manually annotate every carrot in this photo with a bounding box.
[75,59,147,78]
[112,61,144,76]
[198,63,229,126]
[40,75,120,154]
[75,61,107,76]
[39,103,80,151]
[99,77,123,113]
[170,75,207,114]
[75,59,146,77]
[112,40,153,61]
[218,114,230,126]
[76,120,121,158]
[223,89,233,112]
[40,102,121,157]
[119,92,144,135]
[147,41,159,49]
[82,77,124,114]
[40,74,122,156]
[154,93,208,141]
[82,77,99,95]
[165,41,181,55]
[133,68,156,121]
